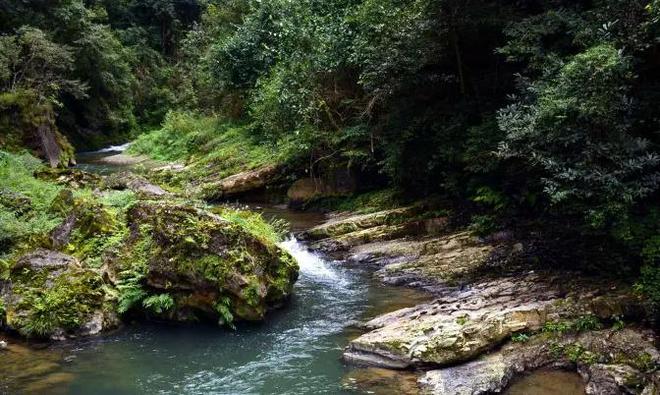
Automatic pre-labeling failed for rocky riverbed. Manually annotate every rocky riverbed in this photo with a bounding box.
[300,208,660,394]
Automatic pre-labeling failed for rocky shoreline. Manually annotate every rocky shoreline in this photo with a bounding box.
[299,208,660,394]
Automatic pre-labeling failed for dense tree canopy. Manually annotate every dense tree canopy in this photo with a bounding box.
[0,0,659,302]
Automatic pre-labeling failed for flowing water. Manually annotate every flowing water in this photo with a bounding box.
[1,146,586,394]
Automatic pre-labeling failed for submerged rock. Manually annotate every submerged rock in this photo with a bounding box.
[115,201,298,324]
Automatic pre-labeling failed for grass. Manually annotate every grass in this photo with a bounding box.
[213,206,289,245]
[0,151,64,252]
[129,111,282,182]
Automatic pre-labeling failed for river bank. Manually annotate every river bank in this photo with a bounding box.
[1,145,658,394]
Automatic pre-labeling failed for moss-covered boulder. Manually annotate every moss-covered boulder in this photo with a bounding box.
[114,202,298,325]
[0,249,118,340]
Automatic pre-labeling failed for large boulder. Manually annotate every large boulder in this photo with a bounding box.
[201,164,281,201]
[419,328,659,395]
[344,273,643,369]
[115,202,298,324]
[287,169,357,207]
[0,249,117,340]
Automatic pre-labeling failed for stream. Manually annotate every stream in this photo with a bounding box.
[2,147,431,394]
[1,146,586,395]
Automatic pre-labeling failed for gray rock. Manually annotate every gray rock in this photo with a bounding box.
[419,329,658,395]
[13,249,79,272]
[105,171,169,197]
[344,273,641,369]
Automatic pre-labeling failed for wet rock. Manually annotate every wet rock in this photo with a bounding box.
[342,367,422,394]
[310,222,426,254]
[201,164,281,200]
[118,201,299,324]
[344,274,642,369]
[376,232,494,286]
[302,207,418,241]
[104,171,169,197]
[581,364,644,395]
[419,328,658,395]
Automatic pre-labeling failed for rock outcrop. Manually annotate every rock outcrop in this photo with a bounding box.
[419,328,659,395]
[201,164,282,201]
[344,273,642,369]
[304,206,657,394]
[104,171,169,197]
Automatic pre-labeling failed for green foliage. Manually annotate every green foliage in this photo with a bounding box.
[0,151,63,250]
[511,333,530,343]
[542,315,603,336]
[142,294,175,315]
[214,296,235,328]
[468,214,499,238]
[215,207,288,245]
[116,225,152,314]
[99,190,138,211]
[305,189,401,214]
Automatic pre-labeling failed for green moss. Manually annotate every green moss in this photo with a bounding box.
[456,314,469,326]
[9,267,104,338]
[304,189,402,214]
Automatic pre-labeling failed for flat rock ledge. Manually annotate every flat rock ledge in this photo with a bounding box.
[302,208,659,394]
[419,328,659,395]
[343,273,643,369]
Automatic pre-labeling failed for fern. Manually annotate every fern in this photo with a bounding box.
[142,294,175,314]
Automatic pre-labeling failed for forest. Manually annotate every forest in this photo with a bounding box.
[1,1,659,393]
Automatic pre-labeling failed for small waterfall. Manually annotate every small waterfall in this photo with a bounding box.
[96,142,131,153]
[279,237,347,286]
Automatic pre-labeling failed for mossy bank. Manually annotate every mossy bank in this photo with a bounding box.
[0,151,299,340]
